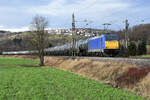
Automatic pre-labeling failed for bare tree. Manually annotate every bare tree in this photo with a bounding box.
[29,15,49,66]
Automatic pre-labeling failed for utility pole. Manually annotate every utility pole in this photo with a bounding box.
[124,19,129,56]
[103,23,111,33]
[72,13,76,59]
[125,19,129,49]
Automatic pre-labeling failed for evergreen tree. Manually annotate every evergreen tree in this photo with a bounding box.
[128,42,137,56]
[137,40,147,55]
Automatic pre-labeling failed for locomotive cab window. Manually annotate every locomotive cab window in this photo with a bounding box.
[105,35,118,41]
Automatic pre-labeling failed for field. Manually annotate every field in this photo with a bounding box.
[0,56,149,100]
[0,57,39,67]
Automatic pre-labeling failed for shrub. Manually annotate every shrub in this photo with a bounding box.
[128,42,137,56]
[115,67,150,87]
[137,40,147,55]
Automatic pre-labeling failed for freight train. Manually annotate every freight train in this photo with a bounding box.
[2,33,120,56]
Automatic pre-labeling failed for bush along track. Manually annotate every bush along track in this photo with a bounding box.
[115,67,150,87]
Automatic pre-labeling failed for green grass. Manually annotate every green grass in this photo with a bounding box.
[0,57,149,100]
[0,57,39,67]
[135,54,150,58]
[140,54,150,57]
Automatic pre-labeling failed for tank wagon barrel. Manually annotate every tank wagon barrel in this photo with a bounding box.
[2,51,37,55]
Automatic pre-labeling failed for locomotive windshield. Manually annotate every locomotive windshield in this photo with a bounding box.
[105,35,118,41]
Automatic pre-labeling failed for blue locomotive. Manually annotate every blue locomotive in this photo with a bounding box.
[87,33,120,56]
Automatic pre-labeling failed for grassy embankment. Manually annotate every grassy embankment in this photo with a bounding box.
[139,55,150,58]
[0,57,149,100]
[135,54,150,58]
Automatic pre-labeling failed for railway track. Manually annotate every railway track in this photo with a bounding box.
[2,54,150,66]
[49,56,150,66]
[76,57,150,66]
[56,56,150,66]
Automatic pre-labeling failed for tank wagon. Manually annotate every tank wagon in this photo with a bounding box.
[2,33,120,57]
[2,51,37,55]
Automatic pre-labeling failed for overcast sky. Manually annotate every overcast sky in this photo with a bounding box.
[0,0,149,32]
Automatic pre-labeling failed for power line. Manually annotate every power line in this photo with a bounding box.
[102,23,111,33]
